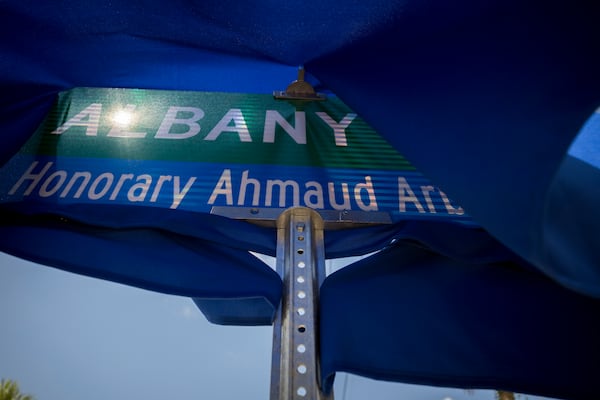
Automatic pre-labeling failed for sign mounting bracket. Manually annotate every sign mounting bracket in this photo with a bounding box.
[274,66,327,101]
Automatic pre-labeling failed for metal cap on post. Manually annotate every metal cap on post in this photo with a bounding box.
[273,66,326,101]
[270,207,331,400]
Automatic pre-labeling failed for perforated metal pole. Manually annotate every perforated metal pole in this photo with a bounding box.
[270,207,332,400]
[211,206,390,399]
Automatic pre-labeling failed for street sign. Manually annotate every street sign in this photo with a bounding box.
[0,87,470,225]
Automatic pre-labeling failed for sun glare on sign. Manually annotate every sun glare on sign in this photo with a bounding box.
[111,108,135,127]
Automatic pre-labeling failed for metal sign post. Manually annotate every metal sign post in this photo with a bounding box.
[270,208,330,400]
[211,206,391,400]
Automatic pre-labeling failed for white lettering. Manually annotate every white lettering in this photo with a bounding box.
[9,161,53,196]
[127,174,152,202]
[8,163,197,208]
[238,170,261,206]
[110,174,135,200]
[263,110,306,144]
[328,182,350,210]
[88,173,114,200]
[265,179,300,207]
[398,177,425,213]
[171,176,196,209]
[150,175,172,203]
[439,190,465,215]
[60,172,92,198]
[304,181,324,209]
[315,112,356,147]
[155,106,204,139]
[204,109,252,142]
[39,171,68,197]
[208,169,233,205]
[51,103,102,136]
[420,185,437,213]
[354,176,378,211]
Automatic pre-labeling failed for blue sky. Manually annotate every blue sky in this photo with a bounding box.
[0,252,556,400]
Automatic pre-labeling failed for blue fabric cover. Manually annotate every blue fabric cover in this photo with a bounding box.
[320,243,600,399]
[1,0,599,397]
[307,2,600,296]
[0,210,282,318]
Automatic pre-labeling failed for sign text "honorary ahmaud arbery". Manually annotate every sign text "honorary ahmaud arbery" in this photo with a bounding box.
[8,161,464,216]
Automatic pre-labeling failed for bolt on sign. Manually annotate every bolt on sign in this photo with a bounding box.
[0,87,469,223]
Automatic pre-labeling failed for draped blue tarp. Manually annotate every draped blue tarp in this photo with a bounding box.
[320,243,600,400]
[1,1,599,399]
